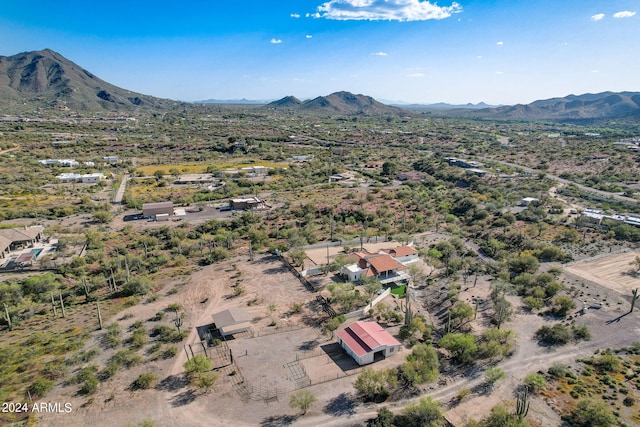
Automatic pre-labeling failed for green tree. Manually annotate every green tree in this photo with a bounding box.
[194,372,218,393]
[184,354,213,378]
[400,397,443,427]
[508,254,539,274]
[570,398,616,427]
[381,161,398,177]
[401,344,440,385]
[439,333,477,364]
[289,389,317,415]
[362,276,383,303]
[353,367,397,401]
[553,295,576,317]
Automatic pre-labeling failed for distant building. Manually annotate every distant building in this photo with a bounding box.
[520,197,539,207]
[287,155,314,162]
[39,158,79,167]
[336,321,401,366]
[142,202,174,218]
[55,173,105,183]
[103,156,119,163]
[230,197,267,210]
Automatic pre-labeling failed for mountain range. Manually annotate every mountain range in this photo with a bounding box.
[265,92,403,115]
[0,49,180,112]
[1,49,639,120]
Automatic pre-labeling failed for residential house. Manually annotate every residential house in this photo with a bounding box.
[340,251,408,285]
[0,226,45,258]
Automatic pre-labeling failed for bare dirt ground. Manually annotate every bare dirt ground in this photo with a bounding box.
[33,245,640,427]
[564,251,640,295]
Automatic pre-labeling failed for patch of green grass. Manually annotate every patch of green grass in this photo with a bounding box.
[390,284,407,296]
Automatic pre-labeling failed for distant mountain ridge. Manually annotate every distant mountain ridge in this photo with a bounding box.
[457,92,640,120]
[0,49,179,112]
[0,49,639,120]
[266,91,403,115]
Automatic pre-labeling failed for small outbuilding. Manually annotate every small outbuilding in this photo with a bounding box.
[230,197,266,210]
[212,308,252,337]
[142,201,174,218]
[336,321,401,366]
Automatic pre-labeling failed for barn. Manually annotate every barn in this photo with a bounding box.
[336,321,401,366]
[212,308,252,337]
[142,201,174,219]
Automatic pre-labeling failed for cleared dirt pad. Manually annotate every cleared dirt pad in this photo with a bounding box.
[564,251,640,295]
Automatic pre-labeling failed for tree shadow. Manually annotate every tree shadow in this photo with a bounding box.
[263,265,289,275]
[156,374,189,392]
[298,340,319,351]
[169,389,197,407]
[621,269,640,278]
[260,415,299,427]
[323,392,358,417]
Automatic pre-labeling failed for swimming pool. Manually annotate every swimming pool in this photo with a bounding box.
[30,248,43,258]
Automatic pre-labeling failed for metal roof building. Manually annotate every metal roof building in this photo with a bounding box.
[336,321,401,365]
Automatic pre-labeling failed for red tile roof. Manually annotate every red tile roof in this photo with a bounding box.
[336,321,401,357]
[358,253,406,275]
[389,246,418,257]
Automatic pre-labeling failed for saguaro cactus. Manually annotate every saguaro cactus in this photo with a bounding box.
[3,303,12,330]
[96,301,103,330]
[516,388,530,419]
[174,315,183,333]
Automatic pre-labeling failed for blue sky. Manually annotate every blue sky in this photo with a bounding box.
[0,0,638,105]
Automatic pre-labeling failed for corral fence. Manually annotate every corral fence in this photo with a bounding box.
[275,253,319,292]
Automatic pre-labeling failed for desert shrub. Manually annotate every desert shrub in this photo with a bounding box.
[161,345,179,359]
[80,376,99,395]
[535,324,572,346]
[151,325,187,343]
[572,325,591,341]
[27,378,54,398]
[121,276,154,296]
[523,373,547,393]
[568,398,616,427]
[105,323,122,348]
[548,363,569,378]
[132,372,157,390]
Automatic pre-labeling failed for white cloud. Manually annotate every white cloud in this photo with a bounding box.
[270,38,283,44]
[306,35,313,38]
[496,41,503,46]
[592,69,600,73]
[314,0,462,22]
[591,13,605,22]
[495,71,503,74]
[613,11,636,18]
[407,73,424,78]
[291,13,301,18]
[371,51,388,56]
